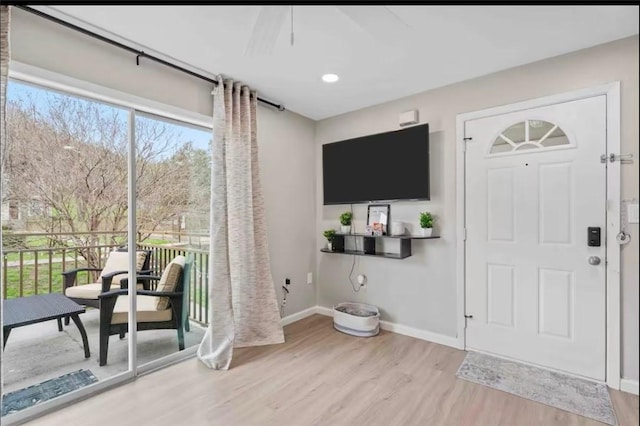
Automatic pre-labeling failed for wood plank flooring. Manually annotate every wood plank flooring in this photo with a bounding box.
[26,315,639,426]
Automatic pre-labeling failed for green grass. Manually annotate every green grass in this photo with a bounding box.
[24,236,51,248]
[3,235,67,250]
[3,261,93,299]
[2,234,152,263]
[3,250,75,263]
[4,252,35,262]
[140,238,171,245]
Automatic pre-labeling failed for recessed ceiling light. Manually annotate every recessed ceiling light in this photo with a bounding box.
[322,73,339,83]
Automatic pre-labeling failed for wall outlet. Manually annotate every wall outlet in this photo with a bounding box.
[307,272,313,285]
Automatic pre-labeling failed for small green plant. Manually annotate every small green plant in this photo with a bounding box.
[419,212,434,229]
[339,212,353,226]
[323,229,337,242]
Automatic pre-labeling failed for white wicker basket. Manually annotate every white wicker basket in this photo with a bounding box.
[333,302,380,337]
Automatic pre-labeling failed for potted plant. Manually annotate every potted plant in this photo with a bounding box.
[339,212,353,234]
[419,212,434,237]
[323,229,337,251]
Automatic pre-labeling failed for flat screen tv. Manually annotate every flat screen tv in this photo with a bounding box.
[323,123,429,205]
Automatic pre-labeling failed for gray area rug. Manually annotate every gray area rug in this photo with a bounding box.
[456,351,616,425]
[1,369,97,417]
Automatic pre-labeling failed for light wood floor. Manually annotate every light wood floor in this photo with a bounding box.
[26,315,639,426]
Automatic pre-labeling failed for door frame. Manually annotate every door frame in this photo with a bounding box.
[455,82,621,389]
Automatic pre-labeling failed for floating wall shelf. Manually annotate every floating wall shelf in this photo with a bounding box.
[320,233,440,259]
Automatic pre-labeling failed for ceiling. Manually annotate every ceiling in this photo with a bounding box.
[40,5,639,120]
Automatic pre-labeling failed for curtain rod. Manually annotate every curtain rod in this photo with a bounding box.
[14,5,286,112]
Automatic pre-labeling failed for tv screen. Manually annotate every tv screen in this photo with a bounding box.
[323,123,429,205]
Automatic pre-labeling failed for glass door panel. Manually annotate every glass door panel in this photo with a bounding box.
[1,80,132,419]
[133,112,210,367]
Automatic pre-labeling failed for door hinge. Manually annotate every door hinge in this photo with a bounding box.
[462,137,472,152]
[464,314,473,329]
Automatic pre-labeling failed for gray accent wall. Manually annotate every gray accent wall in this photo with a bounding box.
[315,36,639,381]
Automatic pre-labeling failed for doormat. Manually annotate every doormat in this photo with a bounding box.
[1,369,98,417]
[456,351,616,425]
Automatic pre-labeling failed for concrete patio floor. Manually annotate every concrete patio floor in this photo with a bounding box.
[2,308,206,395]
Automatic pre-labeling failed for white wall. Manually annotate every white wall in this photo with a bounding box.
[8,8,318,317]
[315,35,639,381]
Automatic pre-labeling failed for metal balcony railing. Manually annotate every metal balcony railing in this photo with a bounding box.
[1,231,210,325]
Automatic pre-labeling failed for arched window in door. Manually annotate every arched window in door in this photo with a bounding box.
[490,120,570,154]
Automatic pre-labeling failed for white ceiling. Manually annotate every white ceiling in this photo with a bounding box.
[42,5,639,120]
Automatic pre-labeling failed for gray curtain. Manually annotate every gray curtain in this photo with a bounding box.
[197,77,284,370]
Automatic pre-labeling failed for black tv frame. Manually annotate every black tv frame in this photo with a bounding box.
[322,124,430,205]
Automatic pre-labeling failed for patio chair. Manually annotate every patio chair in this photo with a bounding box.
[63,248,153,310]
[98,254,192,366]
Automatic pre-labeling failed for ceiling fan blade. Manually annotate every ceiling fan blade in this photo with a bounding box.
[245,6,289,56]
[336,6,412,43]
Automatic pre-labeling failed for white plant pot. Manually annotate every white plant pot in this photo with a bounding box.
[327,242,333,251]
[340,225,351,234]
[421,227,433,237]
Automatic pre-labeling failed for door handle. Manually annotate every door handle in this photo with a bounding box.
[588,256,601,266]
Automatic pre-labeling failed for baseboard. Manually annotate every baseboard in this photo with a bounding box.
[314,305,460,349]
[280,306,318,326]
[315,306,334,317]
[379,319,460,349]
[620,378,639,395]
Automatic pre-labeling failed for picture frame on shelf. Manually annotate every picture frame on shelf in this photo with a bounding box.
[366,204,390,235]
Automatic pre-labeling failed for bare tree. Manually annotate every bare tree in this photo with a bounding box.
[177,141,211,234]
[4,90,204,270]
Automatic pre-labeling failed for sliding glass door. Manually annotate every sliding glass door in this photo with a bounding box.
[1,80,132,418]
[1,78,211,423]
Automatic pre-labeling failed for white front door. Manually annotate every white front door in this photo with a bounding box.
[464,95,607,380]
